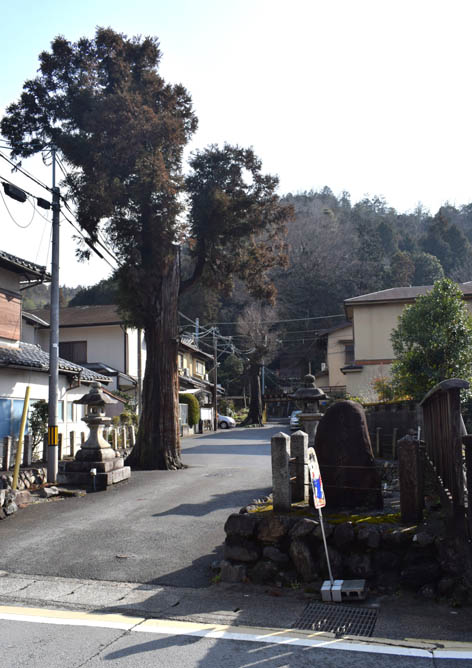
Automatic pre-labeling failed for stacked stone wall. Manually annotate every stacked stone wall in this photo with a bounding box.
[220,506,469,605]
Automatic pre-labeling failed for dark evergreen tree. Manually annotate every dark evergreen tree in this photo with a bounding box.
[2,29,290,469]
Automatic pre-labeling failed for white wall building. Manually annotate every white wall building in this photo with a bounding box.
[0,250,111,457]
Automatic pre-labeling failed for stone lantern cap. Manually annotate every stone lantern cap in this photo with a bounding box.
[293,374,327,402]
[74,381,117,406]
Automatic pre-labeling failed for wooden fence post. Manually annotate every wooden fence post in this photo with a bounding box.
[462,435,472,540]
[392,427,398,459]
[70,431,76,458]
[2,436,11,471]
[58,432,63,461]
[375,427,381,457]
[23,434,33,467]
[397,434,423,523]
[42,434,48,462]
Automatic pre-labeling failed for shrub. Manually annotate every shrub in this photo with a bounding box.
[179,393,200,427]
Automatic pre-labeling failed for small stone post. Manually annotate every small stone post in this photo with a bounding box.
[112,428,118,451]
[271,432,291,512]
[3,436,11,471]
[23,434,33,467]
[290,430,309,503]
[122,426,127,450]
[397,434,423,523]
[130,425,136,447]
[70,431,76,458]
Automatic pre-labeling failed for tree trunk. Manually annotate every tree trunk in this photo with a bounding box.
[126,253,182,469]
[240,363,263,426]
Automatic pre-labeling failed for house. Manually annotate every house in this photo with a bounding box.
[29,304,142,402]
[341,283,472,400]
[30,305,218,430]
[314,321,352,395]
[178,335,222,431]
[0,250,110,451]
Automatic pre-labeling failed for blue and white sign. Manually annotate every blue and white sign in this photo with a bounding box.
[307,446,326,509]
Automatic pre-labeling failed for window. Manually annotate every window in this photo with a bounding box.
[178,353,184,369]
[0,398,33,438]
[59,341,87,364]
[344,343,354,364]
[195,360,205,377]
[57,401,64,422]
[66,401,74,422]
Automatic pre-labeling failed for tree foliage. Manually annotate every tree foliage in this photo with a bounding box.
[2,28,290,469]
[29,400,48,453]
[391,279,472,400]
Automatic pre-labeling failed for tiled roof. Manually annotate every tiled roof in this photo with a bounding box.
[0,250,50,281]
[180,336,213,360]
[31,304,122,328]
[0,342,110,382]
[345,282,472,306]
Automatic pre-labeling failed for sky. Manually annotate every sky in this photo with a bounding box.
[1,0,472,286]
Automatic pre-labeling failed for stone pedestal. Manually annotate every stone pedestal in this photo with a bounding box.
[299,412,322,447]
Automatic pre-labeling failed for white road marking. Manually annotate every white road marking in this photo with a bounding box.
[0,605,471,660]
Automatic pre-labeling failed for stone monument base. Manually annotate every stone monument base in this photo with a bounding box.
[58,456,131,490]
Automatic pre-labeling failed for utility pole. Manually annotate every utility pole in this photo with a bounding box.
[137,328,142,417]
[47,148,60,482]
[213,328,218,431]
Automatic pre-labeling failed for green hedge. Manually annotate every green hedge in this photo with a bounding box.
[180,393,200,427]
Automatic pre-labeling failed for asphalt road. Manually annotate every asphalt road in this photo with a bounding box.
[0,424,281,587]
[1,615,462,668]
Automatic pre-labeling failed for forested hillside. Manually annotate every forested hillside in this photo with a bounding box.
[57,188,472,388]
[180,188,471,328]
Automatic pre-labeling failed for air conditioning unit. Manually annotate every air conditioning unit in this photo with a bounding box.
[184,368,190,377]
[321,362,327,371]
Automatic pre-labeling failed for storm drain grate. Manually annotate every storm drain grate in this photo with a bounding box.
[292,602,378,637]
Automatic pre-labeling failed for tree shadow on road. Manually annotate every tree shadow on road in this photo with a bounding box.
[151,486,271,518]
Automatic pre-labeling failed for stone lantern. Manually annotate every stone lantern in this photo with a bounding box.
[59,382,131,489]
[74,382,118,461]
[292,374,327,446]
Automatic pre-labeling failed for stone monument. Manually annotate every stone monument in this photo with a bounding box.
[314,400,382,510]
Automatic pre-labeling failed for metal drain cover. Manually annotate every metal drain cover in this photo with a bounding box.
[293,602,378,637]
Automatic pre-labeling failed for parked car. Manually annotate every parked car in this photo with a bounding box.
[218,414,236,429]
[289,410,302,431]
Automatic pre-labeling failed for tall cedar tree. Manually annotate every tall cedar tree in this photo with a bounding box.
[2,29,290,469]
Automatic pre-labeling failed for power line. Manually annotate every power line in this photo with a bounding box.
[0,187,36,229]
[0,151,51,193]
[0,171,47,202]
[201,313,346,327]
[60,196,120,266]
